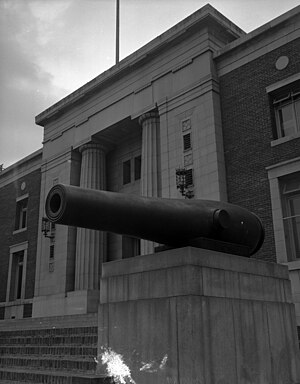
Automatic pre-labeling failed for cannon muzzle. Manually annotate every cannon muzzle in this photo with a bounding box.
[45,184,264,256]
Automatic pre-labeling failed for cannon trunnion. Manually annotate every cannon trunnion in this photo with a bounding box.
[45,184,264,256]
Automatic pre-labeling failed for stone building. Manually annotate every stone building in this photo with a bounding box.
[0,4,299,326]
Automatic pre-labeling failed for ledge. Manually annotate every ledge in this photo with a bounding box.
[102,247,289,280]
[214,5,300,59]
[271,132,300,146]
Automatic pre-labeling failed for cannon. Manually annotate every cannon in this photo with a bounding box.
[45,184,264,256]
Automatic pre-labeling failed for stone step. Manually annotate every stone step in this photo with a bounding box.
[0,316,104,383]
[0,334,98,346]
[0,368,113,384]
[0,326,98,337]
[0,355,97,372]
[0,345,97,357]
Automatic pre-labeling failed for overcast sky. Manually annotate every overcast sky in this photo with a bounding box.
[0,0,299,168]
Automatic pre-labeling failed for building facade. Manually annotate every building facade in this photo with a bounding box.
[0,149,42,320]
[215,14,300,325]
[0,4,299,326]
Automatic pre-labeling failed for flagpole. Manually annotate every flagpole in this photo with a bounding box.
[116,0,120,64]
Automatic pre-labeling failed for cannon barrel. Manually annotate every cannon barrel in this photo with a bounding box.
[45,184,264,256]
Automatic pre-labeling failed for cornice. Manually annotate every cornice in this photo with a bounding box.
[214,5,300,60]
[35,4,244,127]
[0,149,42,188]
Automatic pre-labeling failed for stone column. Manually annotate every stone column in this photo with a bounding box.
[75,141,107,291]
[139,111,161,254]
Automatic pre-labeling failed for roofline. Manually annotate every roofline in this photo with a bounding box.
[0,148,43,177]
[35,3,245,126]
[214,5,300,60]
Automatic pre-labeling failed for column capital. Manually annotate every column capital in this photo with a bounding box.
[138,111,159,126]
[79,140,111,154]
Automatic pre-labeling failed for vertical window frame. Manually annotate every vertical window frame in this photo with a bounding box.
[183,132,192,151]
[14,252,24,300]
[267,159,300,265]
[122,153,142,186]
[134,155,142,181]
[122,236,141,259]
[273,90,300,139]
[14,194,29,233]
[123,159,131,185]
[281,175,300,261]
[185,168,194,187]
[6,242,28,303]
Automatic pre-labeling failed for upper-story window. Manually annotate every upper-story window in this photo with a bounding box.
[281,172,300,261]
[183,133,192,151]
[122,155,141,185]
[15,195,28,231]
[185,168,194,187]
[273,89,300,139]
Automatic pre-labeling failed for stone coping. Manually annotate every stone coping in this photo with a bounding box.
[214,5,300,59]
[102,247,289,280]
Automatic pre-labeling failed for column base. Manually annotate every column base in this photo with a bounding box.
[32,290,99,318]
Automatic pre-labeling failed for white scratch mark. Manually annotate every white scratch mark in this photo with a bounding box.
[99,347,136,384]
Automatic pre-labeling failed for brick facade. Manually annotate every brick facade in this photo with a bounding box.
[0,157,41,318]
[219,38,300,262]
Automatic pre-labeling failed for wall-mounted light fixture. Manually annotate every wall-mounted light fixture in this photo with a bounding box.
[176,168,194,199]
[41,217,55,239]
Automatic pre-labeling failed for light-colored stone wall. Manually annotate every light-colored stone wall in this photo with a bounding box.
[98,247,300,384]
[159,74,227,201]
[33,149,80,317]
[33,9,242,316]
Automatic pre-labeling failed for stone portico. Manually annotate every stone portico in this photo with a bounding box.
[33,5,236,317]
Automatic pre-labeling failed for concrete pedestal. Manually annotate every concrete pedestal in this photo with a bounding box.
[97,247,300,384]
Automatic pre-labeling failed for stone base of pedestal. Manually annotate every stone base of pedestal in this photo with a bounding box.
[97,247,300,384]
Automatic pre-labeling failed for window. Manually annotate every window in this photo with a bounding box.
[122,236,141,258]
[8,251,24,301]
[123,160,131,185]
[15,197,28,231]
[185,168,194,187]
[134,155,141,181]
[14,252,24,300]
[183,133,192,151]
[6,242,28,304]
[122,155,141,185]
[281,173,300,261]
[274,90,300,138]
[49,244,55,259]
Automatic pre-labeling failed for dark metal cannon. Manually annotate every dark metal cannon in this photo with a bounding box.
[45,184,264,256]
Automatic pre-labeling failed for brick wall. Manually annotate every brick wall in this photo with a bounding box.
[0,168,41,304]
[219,38,300,262]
